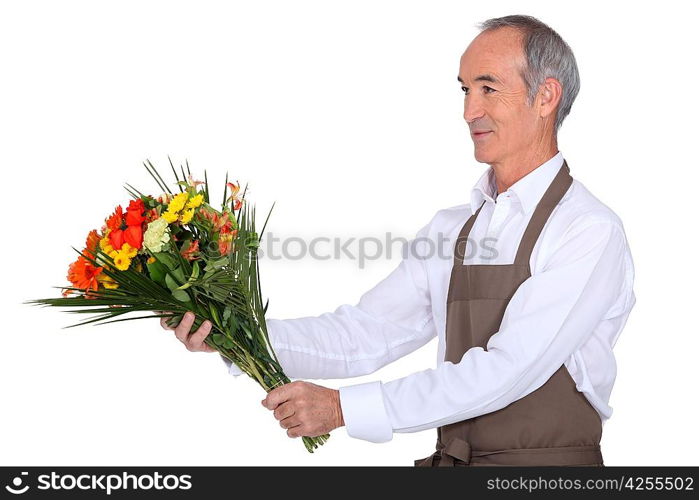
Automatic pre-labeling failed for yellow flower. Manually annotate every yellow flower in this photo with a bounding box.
[180,208,195,224]
[186,194,204,210]
[120,242,138,259]
[147,256,156,264]
[113,252,131,271]
[98,273,119,289]
[98,234,118,265]
[167,192,189,213]
[162,210,179,224]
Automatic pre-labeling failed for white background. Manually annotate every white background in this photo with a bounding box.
[1,0,697,466]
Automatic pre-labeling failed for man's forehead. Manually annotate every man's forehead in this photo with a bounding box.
[458,29,524,84]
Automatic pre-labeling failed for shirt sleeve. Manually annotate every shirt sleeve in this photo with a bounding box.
[221,215,439,383]
[338,218,633,443]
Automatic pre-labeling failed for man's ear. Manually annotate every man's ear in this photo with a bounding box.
[538,77,563,121]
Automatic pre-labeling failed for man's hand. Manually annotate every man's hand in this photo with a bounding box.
[261,381,345,438]
[157,310,217,353]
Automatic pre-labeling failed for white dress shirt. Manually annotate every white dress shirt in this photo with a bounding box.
[224,151,636,443]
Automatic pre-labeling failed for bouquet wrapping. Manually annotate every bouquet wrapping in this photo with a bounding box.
[27,159,329,453]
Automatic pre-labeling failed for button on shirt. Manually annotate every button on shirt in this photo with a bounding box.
[224,151,636,443]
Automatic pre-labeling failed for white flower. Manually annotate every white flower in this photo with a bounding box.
[143,217,171,253]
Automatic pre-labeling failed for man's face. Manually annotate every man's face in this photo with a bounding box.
[458,28,541,164]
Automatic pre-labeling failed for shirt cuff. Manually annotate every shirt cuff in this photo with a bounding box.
[338,381,393,443]
[220,354,244,376]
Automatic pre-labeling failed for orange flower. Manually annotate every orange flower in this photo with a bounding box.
[105,205,124,232]
[85,229,101,257]
[63,254,104,298]
[226,182,243,210]
[180,240,200,261]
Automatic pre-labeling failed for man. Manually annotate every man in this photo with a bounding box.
[162,14,635,466]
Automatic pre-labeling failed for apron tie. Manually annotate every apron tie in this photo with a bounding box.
[437,437,472,466]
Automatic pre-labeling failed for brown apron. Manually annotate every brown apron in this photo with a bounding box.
[414,160,604,467]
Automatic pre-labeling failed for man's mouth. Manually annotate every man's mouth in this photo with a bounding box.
[472,130,492,141]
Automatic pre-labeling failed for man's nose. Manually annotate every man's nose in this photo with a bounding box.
[463,94,485,123]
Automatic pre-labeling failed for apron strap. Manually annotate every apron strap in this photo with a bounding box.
[453,200,486,266]
[513,160,573,270]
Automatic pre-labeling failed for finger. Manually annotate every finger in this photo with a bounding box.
[262,384,294,410]
[187,321,213,351]
[174,312,195,343]
[160,315,174,331]
[287,425,305,438]
[273,402,295,421]
[280,415,300,430]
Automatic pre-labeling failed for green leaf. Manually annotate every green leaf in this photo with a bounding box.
[212,333,226,346]
[165,273,179,291]
[191,261,200,280]
[211,256,228,270]
[171,289,191,302]
[154,252,177,270]
[146,258,167,285]
[171,267,185,283]
[241,321,253,340]
[209,303,220,326]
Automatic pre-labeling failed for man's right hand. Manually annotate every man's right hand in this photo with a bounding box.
[158,311,217,353]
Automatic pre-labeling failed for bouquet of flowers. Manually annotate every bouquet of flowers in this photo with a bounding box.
[26,159,329,453]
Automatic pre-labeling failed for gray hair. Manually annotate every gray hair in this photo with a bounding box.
[476,15,580,132]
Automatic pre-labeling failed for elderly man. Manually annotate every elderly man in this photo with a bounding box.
[163,14,635,466]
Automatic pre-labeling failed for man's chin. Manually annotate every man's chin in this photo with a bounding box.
[473,147,494,164]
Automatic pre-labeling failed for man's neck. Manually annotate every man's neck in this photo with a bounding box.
[491,145,559,195]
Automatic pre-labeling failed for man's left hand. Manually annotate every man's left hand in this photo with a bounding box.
[261,381,344,438]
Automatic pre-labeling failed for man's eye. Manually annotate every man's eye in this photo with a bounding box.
[461,86,495,94]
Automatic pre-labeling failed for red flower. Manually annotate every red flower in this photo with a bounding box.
[124,225,143,249]
[125,199,145,226]
[109,229,124,250]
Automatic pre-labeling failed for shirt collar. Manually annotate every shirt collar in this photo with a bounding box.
[469,151,565,215]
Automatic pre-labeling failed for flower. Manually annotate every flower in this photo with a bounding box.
[85,229,101,258]
[187,173,205,188]
[180,208,195,224]
[120,242,138,259]
[226,182,242,210]
[125,199,145,226]
[181,240,200,261]
[63,254,104,297]
[185,193,204,210]
[124,224,143,249]
[162,209,179,224]
[105,205,124,232]
[99,232,117,256]
[113,252,131,271]
[97,272,119,290]
[167,192,189,213]
[143,217,171,253]
[109,228,125,250]
[161,191,202,225]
